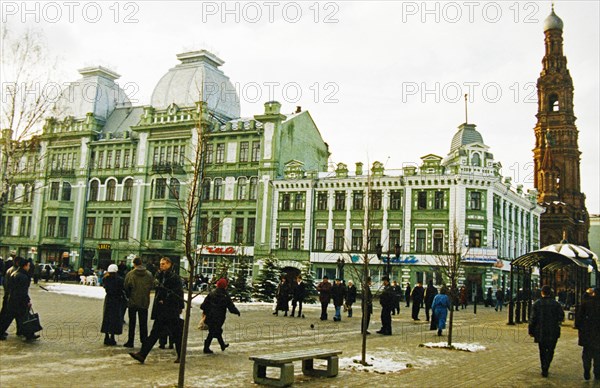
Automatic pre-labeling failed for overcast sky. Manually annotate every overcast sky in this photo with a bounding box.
[4,0,599,213]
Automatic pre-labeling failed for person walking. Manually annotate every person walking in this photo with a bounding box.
[495,288,505,312]
[459,285,468,309]
[528,285,564,377]
[129,257,184,364]
[290,275,306,318]
[431,285,452,336]
[361,277,373,335]
[411,282,424,321]
[0,256,19,339]
[273,277,291,316]
[377,276,394,335]
[200,278,240,354]
[485,287,494,307]
[331,278,345,322]
[345,281,357,318]
[123,257,154,348]
[575,287,600,381]
[101,264,125,346]
[390,280,402,315]
[0,257,39,341]
[404,282,411,307]
[424,280,438,322]
[317,276,332,321]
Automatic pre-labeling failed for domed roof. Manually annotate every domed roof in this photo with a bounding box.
[543,7,563,31]
[449,123,484,153]
[151,50,240,120]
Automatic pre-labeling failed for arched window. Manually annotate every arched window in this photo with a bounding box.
[89,180,99,201]
[471,153,481,166]
[9,185,16,202]
[106,179,116,201]
[237,177,247,200]
[62,182,72,201]
[122,178,133,201]
[548,94,559,112]
[169,178,180,200]
[249,177,258,200]
[213,178,223,200]
[201,179,211,201]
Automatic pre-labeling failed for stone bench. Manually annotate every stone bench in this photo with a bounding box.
[249,348,342,387]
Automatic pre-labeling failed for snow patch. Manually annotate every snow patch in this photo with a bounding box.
[420,342,486,352]
[339,354,410,374]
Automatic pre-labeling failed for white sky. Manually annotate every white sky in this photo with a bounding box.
[4,0,599,213]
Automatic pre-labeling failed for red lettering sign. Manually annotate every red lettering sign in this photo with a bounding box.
[205,246,236,255]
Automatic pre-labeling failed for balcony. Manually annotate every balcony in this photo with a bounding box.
[152,162,184,174]
[49,168,75,178]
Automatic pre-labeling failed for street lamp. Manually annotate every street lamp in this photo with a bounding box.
[394,243,401,280]
[377,243,402,279]
[337,257,345,280]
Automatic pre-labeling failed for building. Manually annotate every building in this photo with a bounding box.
[533,6,590,247]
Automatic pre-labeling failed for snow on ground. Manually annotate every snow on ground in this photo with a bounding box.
[420,342,486,352]
[339,351,412,374]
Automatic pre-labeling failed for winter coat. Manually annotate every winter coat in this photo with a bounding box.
[391,285,402,301]
[459,287,468,305]
[575,295,600,349]
[380,285,395,309]
[346,285,357,305]
[276,282,291,310]
[432,293,452,330]
[411,285,425,304]
[495,289,505,303]
[7,268,31,312]
[362,286,373,314]
[124,266,154,309]
[101,274,124,335]
[331,283,346,307]
[292,281,306,301]
[424,284,438,308]
[151,269,184,321]
[528,296,564,343]
[317,281,332,304]
[201,288,240,329]
[404,285,411,300]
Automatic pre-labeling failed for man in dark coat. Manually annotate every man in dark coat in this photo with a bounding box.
[0,256,20,339]
[404,282,411,307]
[424,280,438,322]
[495,288,505,311]
[528,285,564,377]
[390,280,402,315]
[331,279,345,322]
[345,281,357,317]
[273,277,291,316]
[291,275,306,318]
[361,277,373,334]
[129,257,184,364]
[317,276,332,321]
[123,257,154,348]
[576,288,600,380]
[0,257,39,341]
[411,282,425,320]
[201,278,240,353]
[378,276,394,335]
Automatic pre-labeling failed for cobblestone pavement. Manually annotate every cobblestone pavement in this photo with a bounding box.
[0,283,597,387]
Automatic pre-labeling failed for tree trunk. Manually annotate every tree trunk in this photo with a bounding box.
[178,259,195,387]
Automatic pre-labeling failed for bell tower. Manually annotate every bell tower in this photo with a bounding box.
[533,6,589,247]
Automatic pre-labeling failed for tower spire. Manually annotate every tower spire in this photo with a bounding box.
[464,94,468,124]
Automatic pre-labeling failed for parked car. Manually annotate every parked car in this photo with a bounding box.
[37,263,55,277]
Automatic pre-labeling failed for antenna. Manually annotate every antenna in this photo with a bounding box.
[464,94,468,124]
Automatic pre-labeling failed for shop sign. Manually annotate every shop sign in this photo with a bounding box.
[98,243,111,250]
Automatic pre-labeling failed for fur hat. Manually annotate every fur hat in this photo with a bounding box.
[107,264,118,273]
[216,278,228,289]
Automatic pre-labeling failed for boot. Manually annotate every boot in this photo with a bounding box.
[203,339,213,354]
[218,337,229,351]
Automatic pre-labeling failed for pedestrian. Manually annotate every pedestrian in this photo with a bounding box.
[459,285,468,309]
[431,285,452,336]
[33,263,41,285]
[485,287,493,307]
[575,287,600,381]
[290,275,306,318]
[0,256,20,339]
[528,285,564,377]
[377,276,394,335]
[424,280,438,322]
[273,277,291,316]
[317,276,332,321]
[404,282,411,307]
[495,288,505,312]
[361,277,373,334]
[345,281,357,318]
[123,257,154,348]
[0,257,39,341]
[331,278,345,322]
[390,280,402,315]
[200,278,240,354]
[129,257,184,364]
[411,281,424,321]
[101,264,125,346]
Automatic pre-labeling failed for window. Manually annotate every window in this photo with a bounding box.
[198,218,208,244]
[237,177,247,200]
[50,182,60,200]
[469,230,482,248]
[317,192,328,210]
[57,217,68,238]
[351,229,363,251]
[432,191,443,210]
[416,229,426,252]
[61,182,71,201]
[169,178,180,200]
[390,191,402,210]
[314,229,326,251]
[151,217,163,240]
[89,181,99,201]
[334,229,345,251]
[281,193,291,211]
[239,141,249,162]
[123,179,133,201]
[19,216,26,236]
[371,190,382,210]
[470,191,482,210]
[106,180,116,201]
[85,217,96,238]
[210,217,220,242]
[417,191,427,210]
[251,141,260,162]
[124,149,131,168]
[334,191,345,211]
[433,229,444,252]
[115,150,121,168]
[216,143,225,164]
[279,228,289,249]
[471,153,481,167]
[102,217,113,239]
[247,218,256,244]
[9,185,16,202]
[352,191,364,210]
[201,180,211,201]
[166,217,178,240]
[213,178,223,200]
[204,144,213,165]
[294,193,304,211]
[119,217,130,240]
[46,216,56,237]
[234,218,244,244]
[24,184,31,203]
[292,228,301,250]
[389,229,401,252]
[369,229,381,252]
[249,177,258,200]
[106,150,113,169]
[97,151,104,169]
[154,178,167,199]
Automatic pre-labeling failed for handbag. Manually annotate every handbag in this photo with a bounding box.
[198,312,208,330]
[21,308,43,334]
